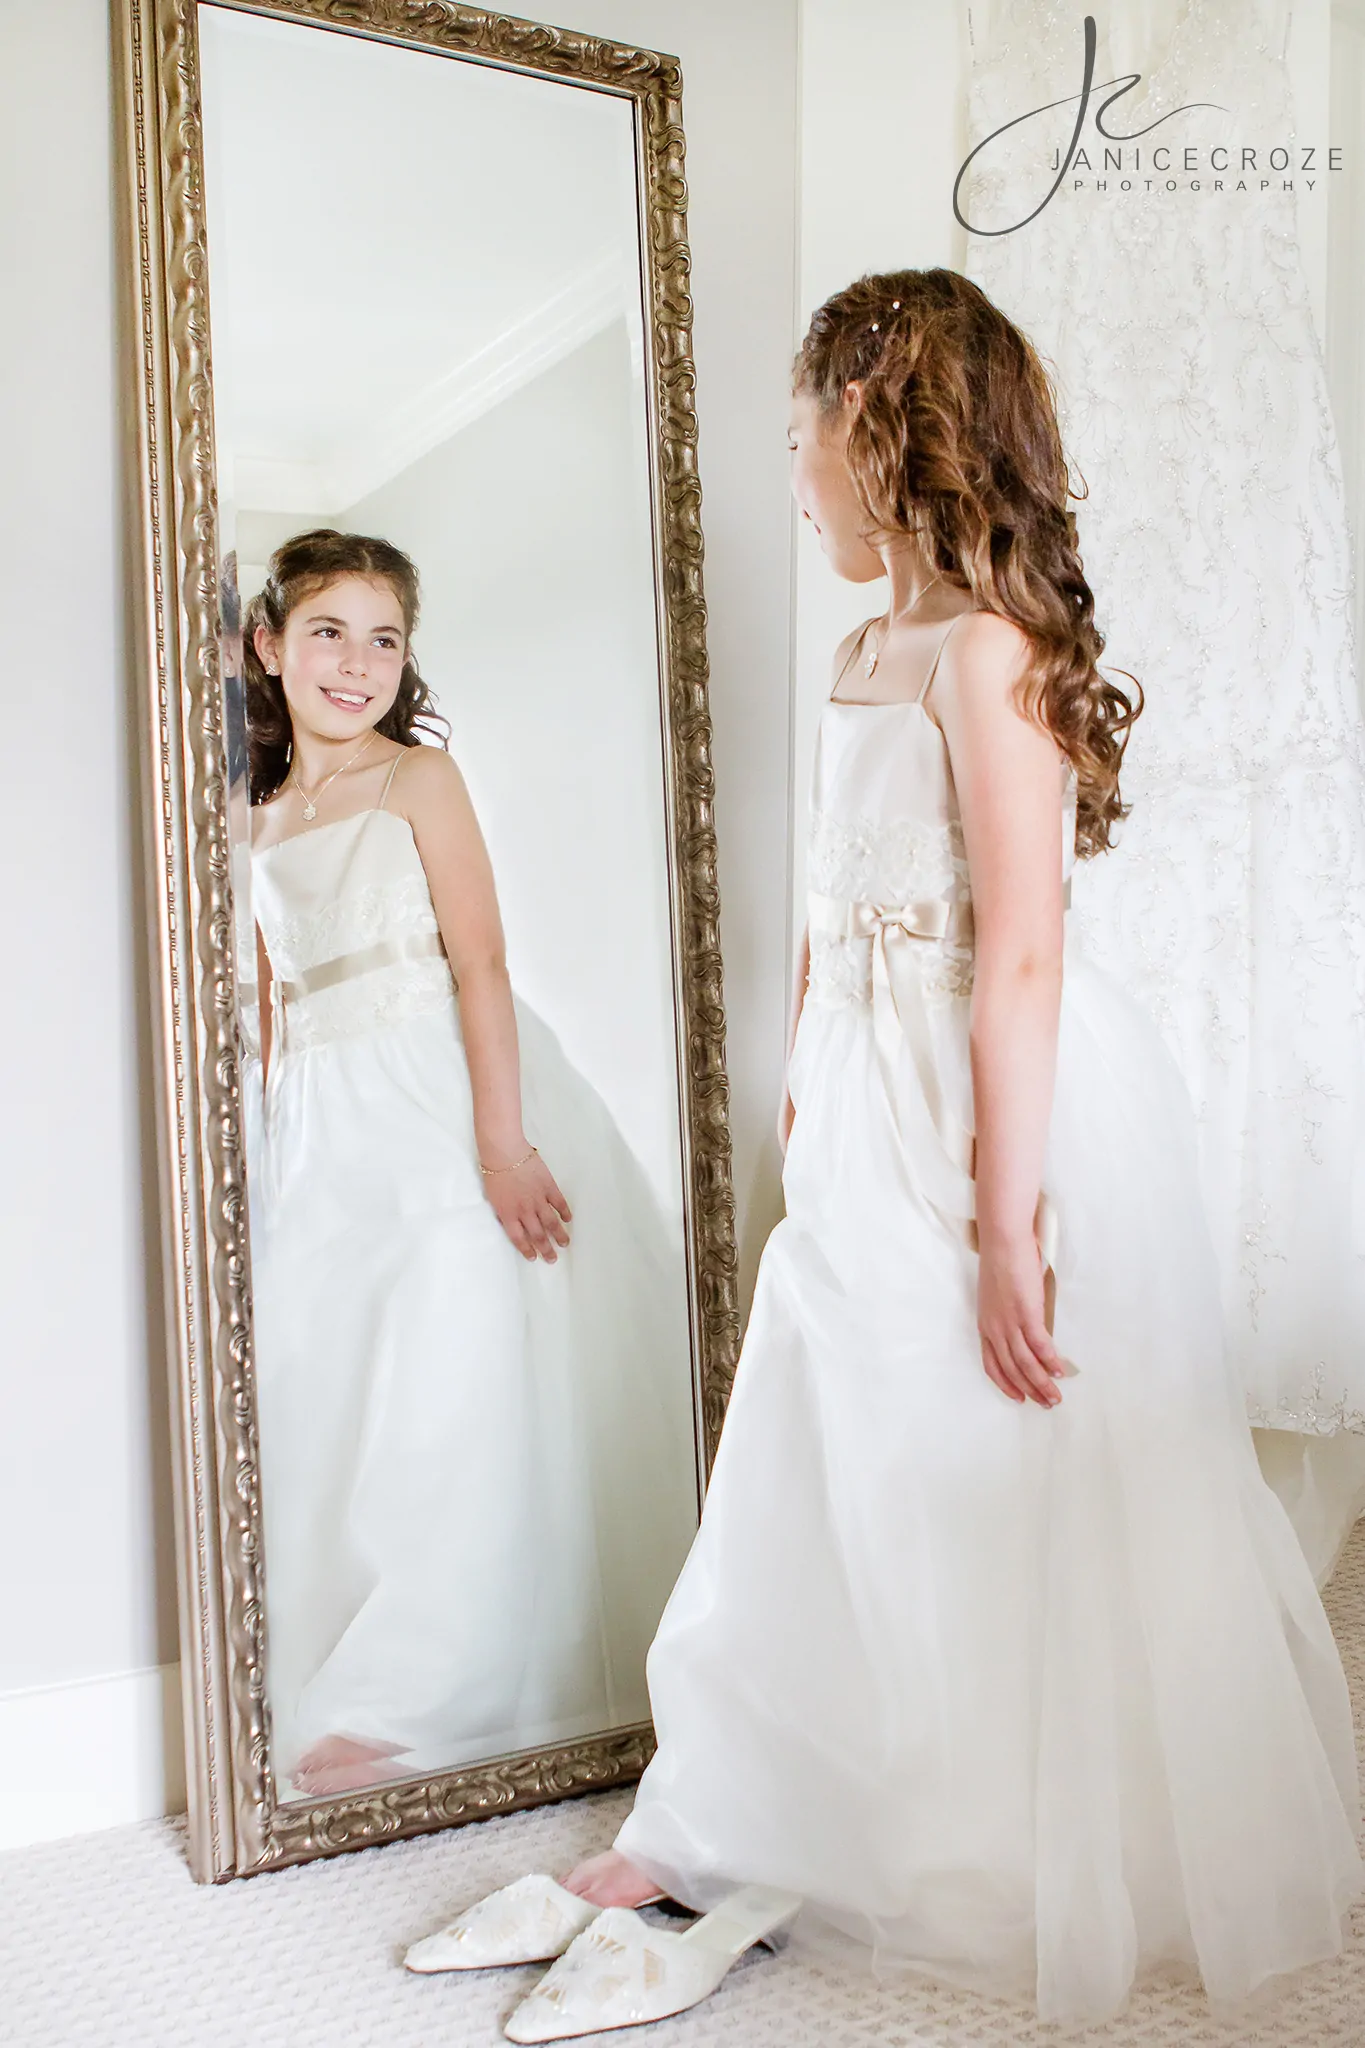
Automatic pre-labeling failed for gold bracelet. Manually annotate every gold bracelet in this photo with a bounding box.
[479,1146,538,1176]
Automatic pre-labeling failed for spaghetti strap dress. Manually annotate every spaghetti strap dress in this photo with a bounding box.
[248,751,698,1782]
[613,614,1363,2020]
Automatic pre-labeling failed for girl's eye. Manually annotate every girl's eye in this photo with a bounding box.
[314,626,339,638]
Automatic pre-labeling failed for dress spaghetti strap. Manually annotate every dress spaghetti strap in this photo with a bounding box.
[377,750,405,811]
[916,610,975,704]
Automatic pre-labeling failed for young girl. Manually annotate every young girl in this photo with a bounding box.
[243,529,696,1798]
[432,273,1363,2031]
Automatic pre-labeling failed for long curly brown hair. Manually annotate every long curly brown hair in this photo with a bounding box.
[242,527,449,804]
[795,269,1140,857]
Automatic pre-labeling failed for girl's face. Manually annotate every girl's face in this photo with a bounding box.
[788,387,884,584]
[256,573,408,742]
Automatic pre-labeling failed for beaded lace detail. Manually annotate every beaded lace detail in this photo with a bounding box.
[806,806,974,1010]
[807,806,969,905]
[282,958,455,1053]
[267,872,438,973]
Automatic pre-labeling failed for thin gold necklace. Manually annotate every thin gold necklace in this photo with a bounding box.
[289,730,378,821]
[864,572,946,680]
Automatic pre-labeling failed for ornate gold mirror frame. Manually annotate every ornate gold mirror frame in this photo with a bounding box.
[114,0,738,1882]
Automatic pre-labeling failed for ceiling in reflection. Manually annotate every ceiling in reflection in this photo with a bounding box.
[198,5,644,511]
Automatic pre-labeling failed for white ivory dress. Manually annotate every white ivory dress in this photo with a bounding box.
[248,761,697,1782]
[614,632,1363,2020]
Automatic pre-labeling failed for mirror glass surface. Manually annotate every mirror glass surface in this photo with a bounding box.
[198,3,701,1801]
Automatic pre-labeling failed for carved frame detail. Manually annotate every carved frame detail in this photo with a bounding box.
[115,0,739,1881]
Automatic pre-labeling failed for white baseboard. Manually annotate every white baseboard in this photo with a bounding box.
[0,1663,185,1851]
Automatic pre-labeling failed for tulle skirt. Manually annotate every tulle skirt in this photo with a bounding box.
[249,993,697,1780]
[615,941,1362,2019]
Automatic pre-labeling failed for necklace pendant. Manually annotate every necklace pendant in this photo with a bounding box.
[301,798,317,821]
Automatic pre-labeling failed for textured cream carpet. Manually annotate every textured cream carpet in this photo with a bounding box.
[6,1528,1365,2048]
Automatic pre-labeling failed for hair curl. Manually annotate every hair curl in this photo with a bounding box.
[795,268,1140,857]
[241,527,448,805]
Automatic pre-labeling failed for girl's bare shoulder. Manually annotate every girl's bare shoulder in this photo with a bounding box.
[388,741,468,807]
[937,609,1034,702]
[953,608,1032,661]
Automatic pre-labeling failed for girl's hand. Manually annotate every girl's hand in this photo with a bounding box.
[483,1151,572,1262]
[977,1232,1064,1407]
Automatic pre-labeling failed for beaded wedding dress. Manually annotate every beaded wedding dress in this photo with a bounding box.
[246,767,697,1783]
[612,619,1361,2019]
[962,0,1365,1565]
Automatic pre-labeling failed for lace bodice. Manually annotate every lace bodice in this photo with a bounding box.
[252,808,456,1052]
[805,699,1077,1011]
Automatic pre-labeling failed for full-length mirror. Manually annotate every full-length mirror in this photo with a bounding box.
[202,2,701,1803]
[119,0,736,1878]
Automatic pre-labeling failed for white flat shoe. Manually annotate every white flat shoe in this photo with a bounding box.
[502,1884,799,2041]
[405,1874,606,1973]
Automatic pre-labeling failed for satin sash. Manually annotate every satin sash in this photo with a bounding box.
[807,885,1064,1336]
[277,929,448,1006]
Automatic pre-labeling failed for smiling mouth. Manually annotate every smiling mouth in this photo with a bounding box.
[322,688,372,710]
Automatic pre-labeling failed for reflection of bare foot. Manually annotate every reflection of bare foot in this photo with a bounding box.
[292,1734,408,1797]
[561,1849,664,1908]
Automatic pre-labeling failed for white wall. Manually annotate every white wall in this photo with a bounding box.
[0,2,183,1843]
[0,0,799,1845]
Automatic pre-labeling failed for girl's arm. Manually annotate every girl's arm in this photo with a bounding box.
[256,923,273,1080]
[397,746,571,1263]
[778,924,810,1157]
[781,621,869,1153]
[930,612,1067,1409]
